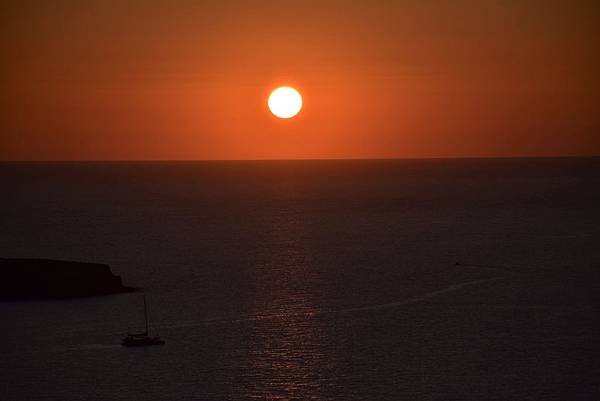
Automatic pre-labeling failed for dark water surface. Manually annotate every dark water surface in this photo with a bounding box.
[1,158,599,400]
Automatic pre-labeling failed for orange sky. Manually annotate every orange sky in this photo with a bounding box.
[1,0,599,160]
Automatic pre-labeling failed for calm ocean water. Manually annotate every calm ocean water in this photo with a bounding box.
[0,158,598,400]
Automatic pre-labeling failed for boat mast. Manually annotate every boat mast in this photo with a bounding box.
[143,292,149,335]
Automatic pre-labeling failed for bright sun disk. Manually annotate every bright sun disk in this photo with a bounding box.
[268,86,303,119]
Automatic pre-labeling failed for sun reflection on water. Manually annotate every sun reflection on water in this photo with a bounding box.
[237,209,336,400]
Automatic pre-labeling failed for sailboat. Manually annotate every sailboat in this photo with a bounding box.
[122,292,165,347]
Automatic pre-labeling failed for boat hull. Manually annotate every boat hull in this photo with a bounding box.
[121,336,165,347]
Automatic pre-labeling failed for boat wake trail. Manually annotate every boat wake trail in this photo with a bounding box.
[159,277,503,330]
[55,344,123,353]
[330,277,503,315]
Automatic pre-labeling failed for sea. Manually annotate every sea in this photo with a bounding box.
[0,158,598,401]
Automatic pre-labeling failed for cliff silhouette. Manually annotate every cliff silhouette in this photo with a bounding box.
[0,258,135,300]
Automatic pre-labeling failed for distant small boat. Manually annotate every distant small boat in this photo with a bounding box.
[122,292,165,347]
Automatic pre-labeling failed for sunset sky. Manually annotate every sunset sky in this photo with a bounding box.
[1,0,599,160]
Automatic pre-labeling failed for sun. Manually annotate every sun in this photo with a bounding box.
[268,86,303,119]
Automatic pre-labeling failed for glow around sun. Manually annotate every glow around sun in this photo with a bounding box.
[268,86,303,119]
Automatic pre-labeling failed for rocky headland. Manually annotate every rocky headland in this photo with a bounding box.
[0,258,135,300]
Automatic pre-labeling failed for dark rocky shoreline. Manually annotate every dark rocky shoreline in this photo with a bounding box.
[0,258,135,300]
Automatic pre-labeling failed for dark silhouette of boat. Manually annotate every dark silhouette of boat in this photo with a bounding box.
[122,293,165,347]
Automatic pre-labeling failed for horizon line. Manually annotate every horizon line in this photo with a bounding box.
[1,155,599,163]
